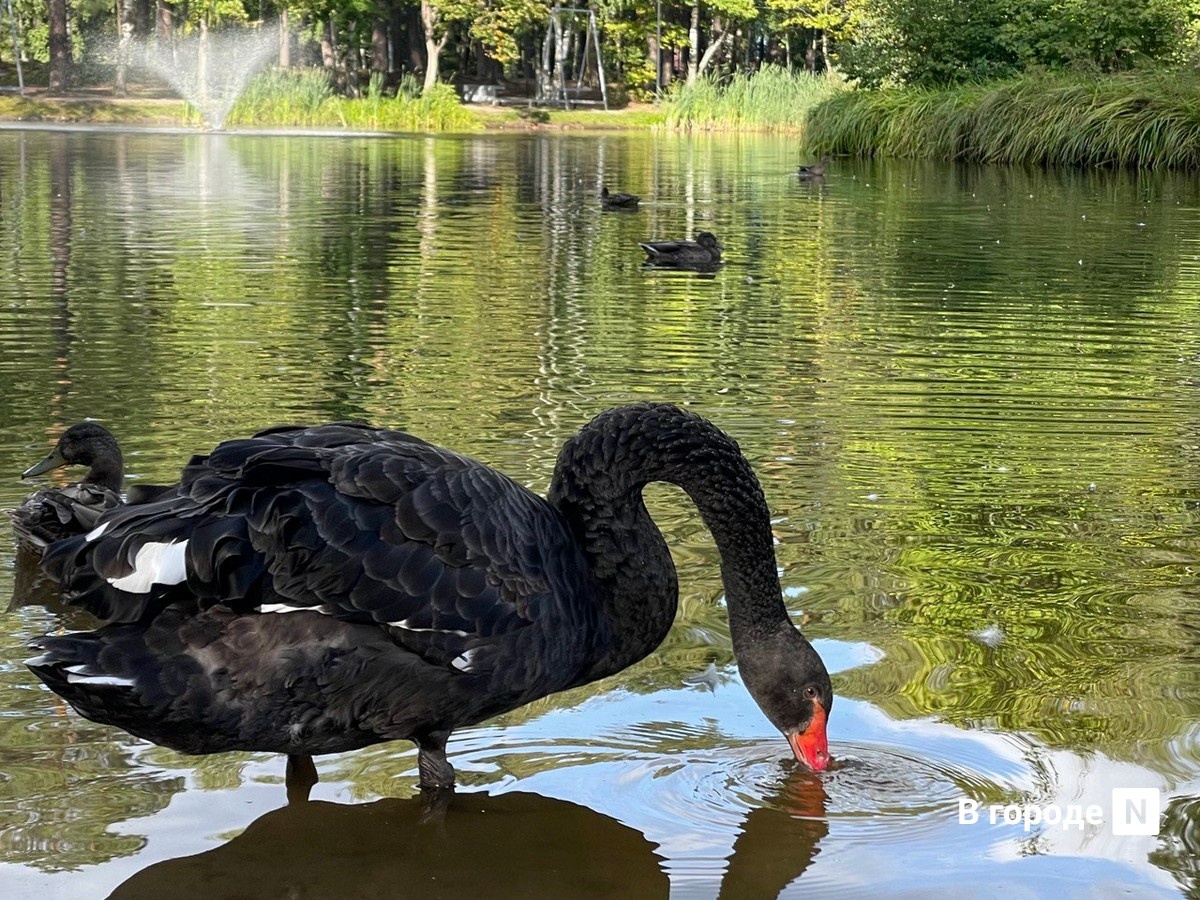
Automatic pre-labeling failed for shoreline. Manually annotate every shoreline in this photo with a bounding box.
[0,86,664,132]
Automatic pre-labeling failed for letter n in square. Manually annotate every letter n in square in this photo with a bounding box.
[1111,788,1161,836]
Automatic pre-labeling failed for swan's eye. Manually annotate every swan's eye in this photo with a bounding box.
[803,685,819,700]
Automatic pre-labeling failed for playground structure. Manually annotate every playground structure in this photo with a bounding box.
[538,6,608,110]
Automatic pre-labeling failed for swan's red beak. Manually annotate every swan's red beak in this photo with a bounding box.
[788,700,829,772]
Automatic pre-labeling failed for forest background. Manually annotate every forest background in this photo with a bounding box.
[2,1,1200,165]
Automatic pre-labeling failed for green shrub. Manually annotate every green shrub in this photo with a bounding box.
[224,69,482,132]
[660,66,849,132]
[804,71,1200,168]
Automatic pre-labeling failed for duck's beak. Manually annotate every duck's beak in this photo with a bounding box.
[787,700,829,772]
[22,447,66,480]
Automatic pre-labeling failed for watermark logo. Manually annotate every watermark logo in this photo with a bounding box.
[1110,788,1161,836]
[957,788,1162,835]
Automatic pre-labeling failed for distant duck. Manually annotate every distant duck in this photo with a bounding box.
[639,231,723,269]
[9,422,126,552]
[29,404,832,801]
[601,186,640,211]
[797,156,831,179]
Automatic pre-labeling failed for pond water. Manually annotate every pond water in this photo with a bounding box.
[2,125,1200,898]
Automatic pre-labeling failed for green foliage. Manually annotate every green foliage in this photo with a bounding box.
[842,0,1195,87]
[661,64,849,131]
[223,71,483,131]
[227,68,336,124]
[805,71,1200,167]
[840,0,1020,87]
[465,0,549,65]
[181,0,253,29]
[1003,0,1189,71]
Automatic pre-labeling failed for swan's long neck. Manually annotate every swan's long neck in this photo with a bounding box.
[548,404,790,675]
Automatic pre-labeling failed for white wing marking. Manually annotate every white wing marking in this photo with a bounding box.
[85,521,111,541]
[108,540,189,593]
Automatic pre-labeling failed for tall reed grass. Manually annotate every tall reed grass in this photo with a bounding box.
[805,72,1200,167]
[660,66,848,132]
[224,69,482,132]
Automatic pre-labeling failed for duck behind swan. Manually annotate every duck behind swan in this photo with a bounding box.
[10,422,126,552]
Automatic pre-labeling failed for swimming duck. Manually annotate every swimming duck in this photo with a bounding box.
[30,403,832,799]
[601,186,640,211]
[639,232,723,269]
[10,422,126,552]
[797,156,831,179]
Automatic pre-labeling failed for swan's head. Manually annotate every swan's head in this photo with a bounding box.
[736,623,832,773]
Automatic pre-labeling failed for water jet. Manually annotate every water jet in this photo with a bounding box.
[132,24,278,130]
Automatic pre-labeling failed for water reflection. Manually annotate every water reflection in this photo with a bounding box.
[105,774,838,900]
[5,128,1200,895]
[9,542,61,613]
[719,773,827,900]
[108,791,670,900]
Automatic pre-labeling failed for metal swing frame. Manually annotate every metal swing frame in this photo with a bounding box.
[539,6,608,110]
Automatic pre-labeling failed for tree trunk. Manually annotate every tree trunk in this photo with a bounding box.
[115,0,134,96]
[687,1,699,85]
[539,22,552,99]
[405,4,424,73]
[371,3,389,77]
[552,13,566,104]
[156,0,172,44]
[321,17,337,71]
[420,0,448,94]
[133,0,151,36]
[695,21,730,79]
[47,0,69,93]
[648,34,670,90]
[279,7,291,69]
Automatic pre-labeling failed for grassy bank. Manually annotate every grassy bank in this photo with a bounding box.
[660,66,846,132]
[805,72,1200,167]
[0,65,835,134]
[0,70,662,133]
[222,72,483,131]
[8,67,1198,168]
[0,92,187,125]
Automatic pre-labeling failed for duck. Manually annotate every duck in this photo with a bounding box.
[797,155,831,179]
[639,232,723,269]
[9,422,126,552]
[29,403,832,801]
[601,186,640,211]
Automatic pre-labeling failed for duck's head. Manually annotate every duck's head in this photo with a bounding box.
[23,422,123,489]
[736,623,832,773]
[696,232,722,253]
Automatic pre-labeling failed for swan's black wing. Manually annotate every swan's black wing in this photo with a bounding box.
[42,423,604,679]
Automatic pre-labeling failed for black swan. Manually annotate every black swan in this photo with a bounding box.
[10,422,126,551]
[639,232,723,268]
[797,156,831,179]
[28,403,831,798]
[601,186,640,211]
